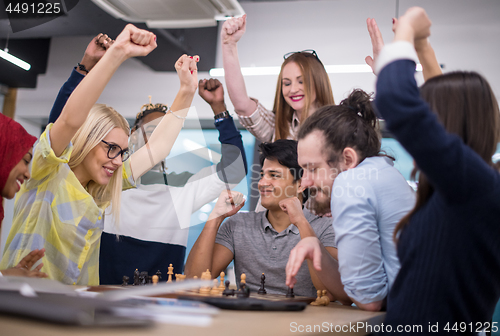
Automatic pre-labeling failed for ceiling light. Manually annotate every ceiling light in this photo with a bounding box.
[209,64,423,77]
[0,48,31,71]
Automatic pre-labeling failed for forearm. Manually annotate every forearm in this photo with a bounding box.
[314,243,351,304]
[415,39,442,81]
[222,43,256,115]
[48,69,84,124]
[130,88,195,179]
[59,48,125,129]
[184,218,221,278]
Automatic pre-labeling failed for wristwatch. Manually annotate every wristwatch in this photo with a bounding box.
[214,111,230,123]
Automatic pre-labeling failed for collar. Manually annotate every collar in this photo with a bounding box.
[261,211,302,236]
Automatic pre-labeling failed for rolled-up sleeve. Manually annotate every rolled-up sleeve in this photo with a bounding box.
[331,176,388,304]
[237,98,275,143]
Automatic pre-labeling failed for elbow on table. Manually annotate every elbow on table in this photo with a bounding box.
[355,300,384,312]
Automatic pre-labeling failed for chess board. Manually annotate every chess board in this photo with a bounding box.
[86,286,314,311]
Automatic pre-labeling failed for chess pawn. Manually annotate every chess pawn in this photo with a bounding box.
[152,275,159,285]
[210,279,220,295]
[320,290,330,306]
[156,270,162,281]
[122,275,129,286]
[240,273,246,284]
[218,272,226,291]
[222,280,235,296]
[310,290,322,306]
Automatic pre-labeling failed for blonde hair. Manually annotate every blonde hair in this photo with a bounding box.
[68,104,130,224]
[274,52,335,140]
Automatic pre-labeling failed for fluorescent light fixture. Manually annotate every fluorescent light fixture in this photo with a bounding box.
[0,49,31,71]
[209,64,423,77]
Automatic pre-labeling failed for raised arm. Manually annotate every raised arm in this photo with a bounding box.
[366,17,441,81]
[50,24,156,157]
[129,55,198,180]
[48,34,113,124]
[184,190,245,278]
[221,15,257,116]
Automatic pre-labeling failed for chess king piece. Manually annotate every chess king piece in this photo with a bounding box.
[167,264,174,283]
[122,275,129,286]
[257,273,267,295]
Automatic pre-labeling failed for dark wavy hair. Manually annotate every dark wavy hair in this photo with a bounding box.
[297,89,385,166]
[259,139,309,204]
[394,71,500,240]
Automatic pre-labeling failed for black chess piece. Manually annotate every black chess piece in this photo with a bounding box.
[156,270,162,281]
[257,273,267,295]
[122,275,129,286]
[237,282,250,298]
[140,271,148,286]
[133,269,140,286]
[286,286,295,298]
[222,280,235,296]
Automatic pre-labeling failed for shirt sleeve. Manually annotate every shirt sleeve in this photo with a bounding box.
[237,98,275,142]
[30,123,73,181]
[375,42,498,204]
[331,176,388,304]
[48,68,85,124]
[314,217,337,248]
[122,159,136,190]
[215,217,236,254]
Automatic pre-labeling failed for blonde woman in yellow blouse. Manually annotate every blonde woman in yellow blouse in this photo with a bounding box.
[0,24,200,285]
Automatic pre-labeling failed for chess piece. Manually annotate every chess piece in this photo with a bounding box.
[310,290,322,306]
[133,268,140,286]
[152,275,159,285]
[210,279,220,295]
[257,273,267,295]
[193,276,198,279]
[222,280,235,296]
[240,273,246,284]
[286,286,295,298]
[122,275,129,286]
[167,264,174,283]
[175,274,186,282]
[237,281,250,298]
[320,290,330,306]
[140,271,148,285]
[156,270,162,281]
[218,272,226,291]
[199,270,212,295]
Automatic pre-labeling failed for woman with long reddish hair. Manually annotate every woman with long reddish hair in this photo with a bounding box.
[221,15,334,142]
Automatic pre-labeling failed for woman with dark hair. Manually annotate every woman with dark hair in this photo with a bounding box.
[374,7,500,333]
[0,113,47,277]
[221,15,334,142]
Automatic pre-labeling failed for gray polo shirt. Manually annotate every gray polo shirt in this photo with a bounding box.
[215,208,336,297]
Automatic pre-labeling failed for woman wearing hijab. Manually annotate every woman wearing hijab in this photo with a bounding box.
[0,113,47,277]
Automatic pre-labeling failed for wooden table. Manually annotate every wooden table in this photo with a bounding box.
[0,301,385,335]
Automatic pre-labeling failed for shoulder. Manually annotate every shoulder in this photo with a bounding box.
[223,211,261,226]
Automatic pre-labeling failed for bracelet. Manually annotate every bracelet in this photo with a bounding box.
[214,111,230,121]
[168,108,187,126]
[76,63,89,74]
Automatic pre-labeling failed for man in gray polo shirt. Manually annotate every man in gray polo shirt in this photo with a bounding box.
[185,140,336,297]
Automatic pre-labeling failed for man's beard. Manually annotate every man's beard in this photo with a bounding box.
[305,187,331,217]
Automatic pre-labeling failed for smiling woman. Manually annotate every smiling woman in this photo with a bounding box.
[0,24,200,286]
[221,15,334,143]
